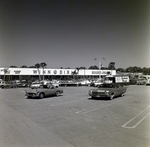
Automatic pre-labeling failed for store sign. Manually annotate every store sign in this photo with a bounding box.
[0,68,116,76]
[91,70,111,75]
[115,76,129,83]
[14,70,21,74]
[32,69,72,75]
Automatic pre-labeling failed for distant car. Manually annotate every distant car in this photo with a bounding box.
[0,81,17,89]
[146,79,150,86]
[136,79,146,85]
[50,80,60,88]
[30,82,41,89]
[60,80,81,87]
[80,80,91,86]
[93,79,103,87]
[25,84,63,99]
[89,83,127,100]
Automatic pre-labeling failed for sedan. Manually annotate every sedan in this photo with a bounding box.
[89,83,127,100]
[25,84,63,99]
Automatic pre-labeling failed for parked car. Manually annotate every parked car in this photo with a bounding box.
[30,82,41,89]
[60,80,81,87]
[80,79,91,86]
[25,84,63,99]
[146,79,150,86]
[0,81,17,88]
[93,79,103,87]
[136,78,147,85]
[88,83,127,100]
[16,80,29,87]
[50,80,60,88]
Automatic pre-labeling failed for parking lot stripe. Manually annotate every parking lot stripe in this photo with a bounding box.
[121,106,150,129]
[76,96,133,114]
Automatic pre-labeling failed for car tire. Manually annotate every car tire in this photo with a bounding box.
[39,93,45,99]
[121,93,124,97]
[110,93,114,100]
[56,91,60,96]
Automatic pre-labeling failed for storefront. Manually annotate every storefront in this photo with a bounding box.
[0,68,116,81]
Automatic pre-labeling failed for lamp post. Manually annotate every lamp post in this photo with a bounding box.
[98,59,101,79]
[94,58,105,80]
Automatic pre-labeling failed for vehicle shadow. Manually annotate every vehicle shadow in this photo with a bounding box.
[88,97,110,101]
[88,95,121,101]
[26,95,63,100]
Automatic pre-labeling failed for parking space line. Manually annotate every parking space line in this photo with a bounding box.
[121,106,150,129]
[76,96,133,114]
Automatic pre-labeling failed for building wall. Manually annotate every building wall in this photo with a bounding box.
[0,68,116,76]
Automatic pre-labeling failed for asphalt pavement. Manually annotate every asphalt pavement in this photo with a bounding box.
[0,85,150,147]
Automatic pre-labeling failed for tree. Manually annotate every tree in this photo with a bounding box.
[35,63,41,81]
[29,66,36,68]
[1,68,9,81]
[88,65,99,69]
[116,68,125,73]
[108,62,116,70]
[10,66,17,68]
[21,65,28,68]
[71,69,79,79]
[40,62,47,81]
[143,67,148,75]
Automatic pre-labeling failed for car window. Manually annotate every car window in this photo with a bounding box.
[99,84,114,88]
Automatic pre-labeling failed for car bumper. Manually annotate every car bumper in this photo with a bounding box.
[89,92,109,98]
[25,93,38,98]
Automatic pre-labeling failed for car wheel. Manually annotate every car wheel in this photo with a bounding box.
[56,91,60,96]
[110,93,114,100]
[39,93,45,99]
[121,93,124,97]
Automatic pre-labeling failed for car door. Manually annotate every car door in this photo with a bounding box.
[116,84,126,96]
[47,87,56,96]
[113,84,122,96]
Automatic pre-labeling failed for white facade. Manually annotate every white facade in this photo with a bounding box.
[0,68,116,76]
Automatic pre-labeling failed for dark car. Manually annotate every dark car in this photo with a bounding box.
[0,81,17,89]
[88,83,127,100]
[25,84,63,99]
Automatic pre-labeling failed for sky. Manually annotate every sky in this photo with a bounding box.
[0,0,150,69]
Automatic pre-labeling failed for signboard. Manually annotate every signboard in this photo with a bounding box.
[115,76,130,83]
[0,68,116,76]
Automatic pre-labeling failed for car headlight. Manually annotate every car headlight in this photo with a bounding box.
[105,91,110,95]
[89,90,92,95]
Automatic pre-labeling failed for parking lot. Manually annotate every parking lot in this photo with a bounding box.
[0,85,150,147]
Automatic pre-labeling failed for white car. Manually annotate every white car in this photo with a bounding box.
[94,79,103,87]
[80,80,91,86]
[146,79,150,86]
[50,80,60,88]
[30,82,41,89]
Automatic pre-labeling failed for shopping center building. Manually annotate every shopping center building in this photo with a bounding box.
[0,67,116,81]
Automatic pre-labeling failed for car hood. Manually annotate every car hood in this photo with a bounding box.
[90,88,114,92]
[25,88,43,93]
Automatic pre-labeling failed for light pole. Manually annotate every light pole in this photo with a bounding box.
[94,58,105,80]
[98,59,101,79]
